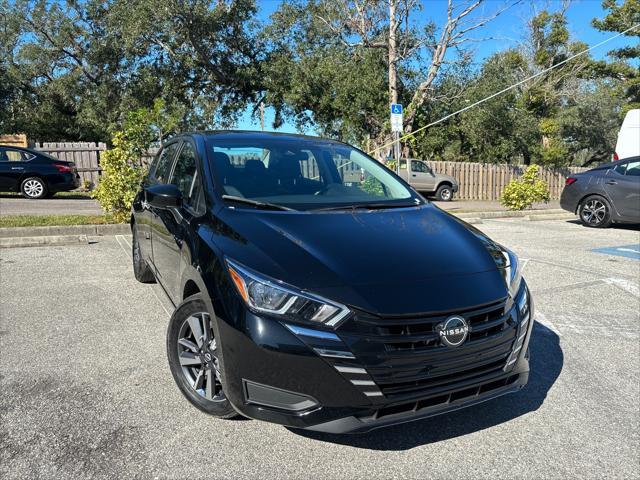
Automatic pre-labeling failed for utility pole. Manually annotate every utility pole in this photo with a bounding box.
[388,0,400,173]
[259,101,265,131]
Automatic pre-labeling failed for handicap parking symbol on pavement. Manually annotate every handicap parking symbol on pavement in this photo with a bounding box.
[592,244,640,260]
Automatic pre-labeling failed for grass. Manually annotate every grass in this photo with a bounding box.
[1,190,93,199]
[53,191,93,198]
[0,215,120,228]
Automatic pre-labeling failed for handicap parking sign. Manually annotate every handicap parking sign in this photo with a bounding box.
[391,104,403,115]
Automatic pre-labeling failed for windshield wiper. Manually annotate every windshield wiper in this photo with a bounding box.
[222,195,294,211]
[314,202,419,212]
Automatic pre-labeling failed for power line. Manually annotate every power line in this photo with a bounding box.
[368,23,640,157]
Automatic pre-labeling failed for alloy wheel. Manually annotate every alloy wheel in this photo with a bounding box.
[176,312,225,402]
[581,199,606,226]
[24,179,44,198]
[440,188,452,201]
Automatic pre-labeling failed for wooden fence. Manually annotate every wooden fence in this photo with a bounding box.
[29,142,586,200]
[0,134,28,148]
[428,161,587,200]
[34,142,107,186]
[33,142,158,186]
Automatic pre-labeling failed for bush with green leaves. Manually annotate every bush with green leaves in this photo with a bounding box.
[500,164,551,211]
[92,100,182,223]
[92,130,148,223]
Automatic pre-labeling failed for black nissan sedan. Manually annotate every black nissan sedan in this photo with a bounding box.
[131,131,533,433]
[0,145,80,198]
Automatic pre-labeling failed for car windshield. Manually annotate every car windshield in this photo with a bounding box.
[205,135,420,210]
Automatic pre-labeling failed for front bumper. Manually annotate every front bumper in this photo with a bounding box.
[215,282,533,434]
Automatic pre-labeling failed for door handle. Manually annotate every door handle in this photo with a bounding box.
[606,180,617,185]
[11,167,23,170]
[412,174,417,177]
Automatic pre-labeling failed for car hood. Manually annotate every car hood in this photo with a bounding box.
[207,203,509,315]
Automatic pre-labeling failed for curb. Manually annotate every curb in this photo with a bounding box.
[525,213,576,222]
[0,223,129,238]
[0,235,89,248]
[452,209,566,220]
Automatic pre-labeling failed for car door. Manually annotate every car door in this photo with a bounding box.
[410,160,436,192]
[0,148,30,191]
[150,139,203,304]
[140,142,180,268]
[605,159,640,220]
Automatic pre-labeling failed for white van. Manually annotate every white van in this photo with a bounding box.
[614,109,640,160]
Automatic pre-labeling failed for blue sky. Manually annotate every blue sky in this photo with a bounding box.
[237,0,635,132]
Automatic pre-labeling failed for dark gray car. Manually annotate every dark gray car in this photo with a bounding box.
[560,157,640,227]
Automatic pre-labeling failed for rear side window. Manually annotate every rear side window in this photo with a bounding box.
[0,149,31,162]
[154,143,179,183]
[613,163,627,175]
[625,161,640,177]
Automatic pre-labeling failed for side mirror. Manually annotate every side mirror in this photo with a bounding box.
[145,183,182,209]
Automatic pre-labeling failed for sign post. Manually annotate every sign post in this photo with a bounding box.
[390,104,403,174]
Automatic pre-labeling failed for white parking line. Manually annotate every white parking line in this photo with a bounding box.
[115,234,130,258]
[604,277,640,298]
[535,310,562,337]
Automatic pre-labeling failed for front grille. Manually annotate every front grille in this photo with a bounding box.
[371,374,520,420]
[337,299,518,400]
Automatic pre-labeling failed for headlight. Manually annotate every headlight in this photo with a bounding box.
[501,249,522,297]
[226,259,351,328]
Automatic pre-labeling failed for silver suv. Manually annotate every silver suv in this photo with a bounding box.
[397,159,459,201]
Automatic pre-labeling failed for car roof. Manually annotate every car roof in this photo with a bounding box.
[588,156,640,171]
[0,145,39,153]
[177,130,348,145]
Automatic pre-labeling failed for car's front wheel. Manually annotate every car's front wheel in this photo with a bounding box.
[578,195,612,228]
[20,177,47,199]
[167,295,239,418]
[436,184,454,201]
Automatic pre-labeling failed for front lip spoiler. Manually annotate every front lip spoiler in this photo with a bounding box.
[301,372,528,434]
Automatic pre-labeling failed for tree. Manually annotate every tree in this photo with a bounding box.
[592,0,640,113]
[263,0,515,157]
[1,0,264,141]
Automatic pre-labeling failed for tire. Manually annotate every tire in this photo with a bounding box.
[20,177,47,199]
[578,195,612,228]
[436,184,453,201]
[167,294,239,418]
[132,224,156,283]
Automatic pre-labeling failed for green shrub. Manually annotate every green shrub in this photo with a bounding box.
[360,176,385,197]
[500,164,551,211]
[92,131,147,223]
[92,99,181,223]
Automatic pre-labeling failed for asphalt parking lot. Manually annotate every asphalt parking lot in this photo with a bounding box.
[1,217,639,479]
[0,195,103,216]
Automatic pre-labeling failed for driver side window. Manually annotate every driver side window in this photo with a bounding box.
[411,161,429,173]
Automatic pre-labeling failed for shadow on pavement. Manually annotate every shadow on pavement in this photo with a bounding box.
[565,219,640,231]
[290,321,563,450]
